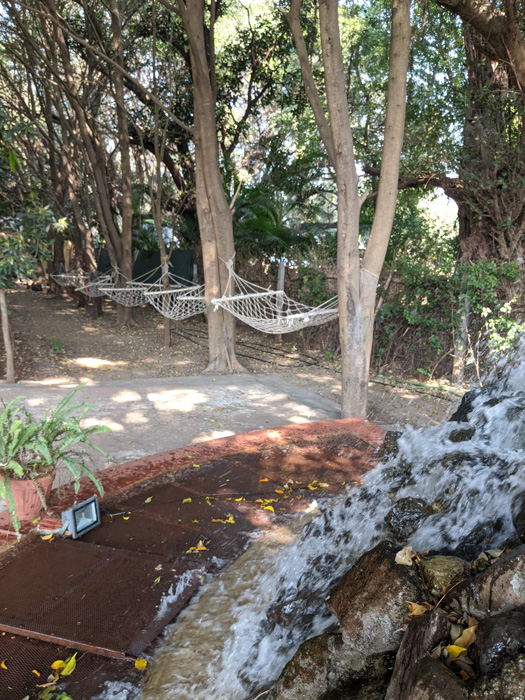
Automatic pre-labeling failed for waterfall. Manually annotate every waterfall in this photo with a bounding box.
[119,358,525,700]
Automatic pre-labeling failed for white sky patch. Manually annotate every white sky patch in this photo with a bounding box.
[418,189,458,229]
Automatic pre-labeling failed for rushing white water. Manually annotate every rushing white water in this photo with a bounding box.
[138,362,525,700]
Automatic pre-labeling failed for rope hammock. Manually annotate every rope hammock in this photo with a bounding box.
[75,272,115,299]
[50,269,89,289]
[211,258,339,334]
[97,267,165,307]
[144,274,206,321]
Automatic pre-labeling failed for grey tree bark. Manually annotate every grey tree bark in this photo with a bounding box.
[177,0,245,373]
[284,0,411,417]
[0,290,15,383]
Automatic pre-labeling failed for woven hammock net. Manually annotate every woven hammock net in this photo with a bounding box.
[50,270,89,289]
[211,260,338,334]
[74,273,115,299]
[96,268,166,307]
[145,279,205,321]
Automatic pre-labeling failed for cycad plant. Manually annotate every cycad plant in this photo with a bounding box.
[0,384,110,533]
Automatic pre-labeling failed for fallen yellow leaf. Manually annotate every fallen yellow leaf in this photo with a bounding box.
[32,669,40,677]
[41,534,54,541]
[459,670,470,681]
[1,660,7,670]
[182,498,192,504]
[318,483,329,488]
[50,660,65,671]
[447,645,467,660]
[123,515,130,521]
[455,625,477,649]
[234,497,243,502]
[260,478,269,482]
[144,497,153,504]
[135,658,148,671]
[263,505,274,512]
[187,539,208,553]
[408,602,428,617]
[275,489,284,494]
[60,653,77,676]
[192,463,200,469]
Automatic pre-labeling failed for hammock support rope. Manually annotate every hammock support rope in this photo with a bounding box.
[211,258,338,334]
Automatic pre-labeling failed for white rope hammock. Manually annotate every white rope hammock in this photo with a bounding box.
[97,267,164,307]
[211,259,338,334]
[50,269,89,289]
[144,273,205,321]
[74,272,115,299]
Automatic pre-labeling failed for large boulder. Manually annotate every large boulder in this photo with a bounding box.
[444,545,525,618]
[326,541,424,653]
[385,609,450,700]
[273,628,393,700]
[469,654,525,699]
[400,656,467,700]
[469,605,525,675]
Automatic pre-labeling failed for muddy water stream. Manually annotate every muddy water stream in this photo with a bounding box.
[139,362,525,700]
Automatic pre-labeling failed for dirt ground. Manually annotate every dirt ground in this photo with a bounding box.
[3,284,461,429]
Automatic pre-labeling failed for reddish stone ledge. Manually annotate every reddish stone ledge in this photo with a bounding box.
[0,419,386,537]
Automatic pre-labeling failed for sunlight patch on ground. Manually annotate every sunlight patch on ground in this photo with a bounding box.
[74,357,126,369]
[147,389,207,412]
[191,429,235,442]
[124,411,149,425]
[111,390,142,403]
[82,417,124,432]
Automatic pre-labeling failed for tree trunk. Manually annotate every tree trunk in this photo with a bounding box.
[110,0,136,329]
[0,289,15,383]
[288,0,411,418]
[178,0,245,373]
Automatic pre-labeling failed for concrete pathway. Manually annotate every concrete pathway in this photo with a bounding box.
[0,374,341,472]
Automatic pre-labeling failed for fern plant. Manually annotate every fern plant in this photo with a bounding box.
[0,384,110,533]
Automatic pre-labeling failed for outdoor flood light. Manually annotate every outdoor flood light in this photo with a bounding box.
[61,496,101,539]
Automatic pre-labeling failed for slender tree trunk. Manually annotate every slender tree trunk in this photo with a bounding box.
[287,0,411,417]
[110,0,136,328]
[178,0,245,373]
[0,290,15,383]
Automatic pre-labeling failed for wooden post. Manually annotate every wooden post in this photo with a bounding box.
[276,258,286,344]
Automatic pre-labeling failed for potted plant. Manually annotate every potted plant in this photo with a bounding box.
[0,384,110,535]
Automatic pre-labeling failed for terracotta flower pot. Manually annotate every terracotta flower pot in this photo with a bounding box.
[1,474,54,524]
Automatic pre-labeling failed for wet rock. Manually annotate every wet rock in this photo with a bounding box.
[512,492,525,543]
[469,605,525,676]
[385,498,433,540]
[448,427,476,443]
[448,387,485,423]
[450,519,505,561]
[448,386,500,423]
[469,654,525,699]
[385,608,450,700]
[445,545,525,618]
[326,541,424,654]
[268,590,324,630]
[273,629,394,700]
[378,431,403,460]
[400,656,468,700]
[420,555,470,593]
